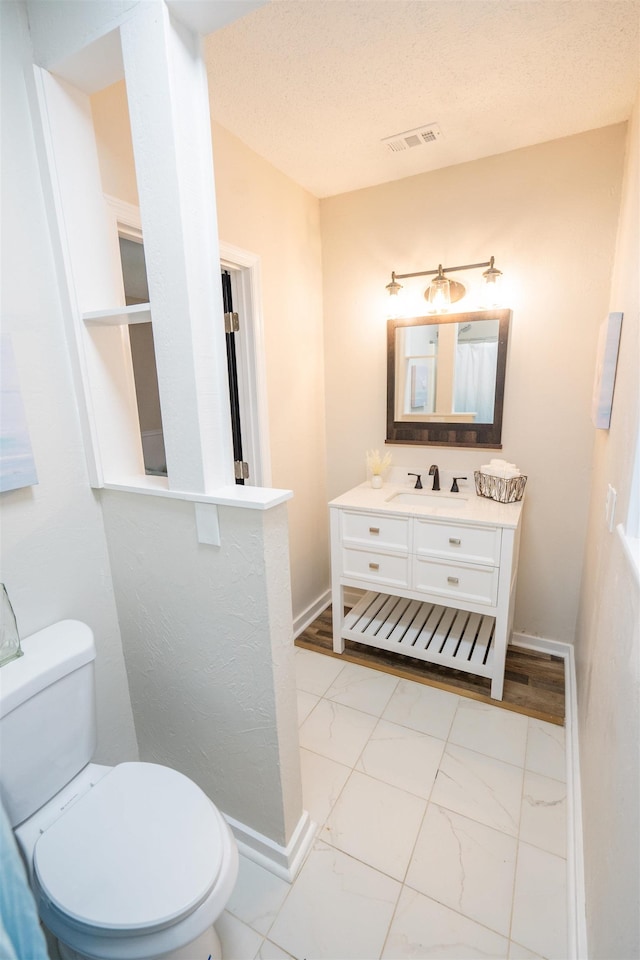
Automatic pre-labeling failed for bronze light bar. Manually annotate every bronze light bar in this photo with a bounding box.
[385,256,502,310]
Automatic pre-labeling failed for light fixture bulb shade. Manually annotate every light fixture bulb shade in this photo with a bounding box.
[427,275,451,312]
[481,262,503,308]
[385,274,403,296]
[386,290,408,319]
[385,274,408,318]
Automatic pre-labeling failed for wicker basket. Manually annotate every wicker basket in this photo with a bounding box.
[474,470,527,503]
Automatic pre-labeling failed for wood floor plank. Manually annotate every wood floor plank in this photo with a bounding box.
[296,605,565,725]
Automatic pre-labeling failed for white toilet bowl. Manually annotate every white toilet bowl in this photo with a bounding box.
[17,762,238,960]
[1,621,239,960]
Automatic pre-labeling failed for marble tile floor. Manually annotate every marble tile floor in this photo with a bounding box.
[219,648,569,960]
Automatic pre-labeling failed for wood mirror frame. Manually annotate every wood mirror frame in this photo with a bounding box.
[386,308,511,448]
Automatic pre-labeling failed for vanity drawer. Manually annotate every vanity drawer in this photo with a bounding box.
[414,520,501,566]
[413,557,499,605]
[342,548,410,589]
[341,511,410,553]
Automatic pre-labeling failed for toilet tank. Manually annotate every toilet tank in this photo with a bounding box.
[0,620,97,827]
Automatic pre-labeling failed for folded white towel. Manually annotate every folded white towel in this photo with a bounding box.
[480,464,521,479]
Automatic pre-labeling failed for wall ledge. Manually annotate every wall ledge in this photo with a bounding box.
[102,477,292,510]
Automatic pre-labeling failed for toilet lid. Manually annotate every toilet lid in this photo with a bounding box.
[34,763,225,934]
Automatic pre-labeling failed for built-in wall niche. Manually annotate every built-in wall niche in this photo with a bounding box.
[35,12,237,495]
[82,234,168,478]
[386,309,511,447]
[118,236,167,477]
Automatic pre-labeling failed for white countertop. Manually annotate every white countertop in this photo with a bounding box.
[329,481,524,528]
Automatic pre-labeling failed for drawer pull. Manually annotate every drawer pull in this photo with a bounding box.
[449,537,461,545]
[369,562,380,570]
[369,527,380,535]
[447,576,460,585]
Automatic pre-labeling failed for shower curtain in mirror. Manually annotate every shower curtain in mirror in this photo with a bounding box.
[454,341,498,424]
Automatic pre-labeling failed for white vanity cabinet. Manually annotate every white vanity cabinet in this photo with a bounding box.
[329,483,523,700]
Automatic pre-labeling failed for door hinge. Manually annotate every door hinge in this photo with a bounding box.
[234,460,249,480]
[224,311,240,333]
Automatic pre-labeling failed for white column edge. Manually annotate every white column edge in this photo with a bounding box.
[511,633,588,960]
[223,809,316,883]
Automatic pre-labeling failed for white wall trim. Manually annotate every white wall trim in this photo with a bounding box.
[220,241,272,488]
[223,809,316,883]
[293,587,365,638]
[511,632,571,657]
[617,521,640,586]
[511,633,588,960]
[30,65,104,488]
[293,590,331,638]
[104,193,142,238]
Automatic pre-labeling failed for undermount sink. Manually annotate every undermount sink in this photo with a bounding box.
[386,491,468,508]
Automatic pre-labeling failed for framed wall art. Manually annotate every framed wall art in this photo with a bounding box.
[592,312,623,430]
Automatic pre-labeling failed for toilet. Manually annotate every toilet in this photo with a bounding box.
[0,620,239,960]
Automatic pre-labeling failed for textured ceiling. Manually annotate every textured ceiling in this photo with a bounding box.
[204,0,640,198]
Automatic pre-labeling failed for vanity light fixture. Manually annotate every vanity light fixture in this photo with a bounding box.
[426,265,452,312]
[385,256,503,314]
[480,257,504,307]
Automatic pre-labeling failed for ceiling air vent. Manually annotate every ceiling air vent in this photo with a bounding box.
[382,123,442,153]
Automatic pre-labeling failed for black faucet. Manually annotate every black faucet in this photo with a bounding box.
[408,472,422,489]
[428,464,440,491]
[451,476,468,493]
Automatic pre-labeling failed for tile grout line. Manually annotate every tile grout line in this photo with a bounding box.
[291,652,570,960]
[506,716,530,948]
[378,708,451,958]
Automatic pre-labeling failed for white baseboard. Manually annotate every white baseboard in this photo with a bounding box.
[511,631,571,657]
[511,633,588,959]
[293,587,367,640]
[224,809,316,883]
[293,590,330,638]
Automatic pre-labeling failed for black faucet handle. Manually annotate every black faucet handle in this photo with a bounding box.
[451,476,468,493]
[407,473,423,489]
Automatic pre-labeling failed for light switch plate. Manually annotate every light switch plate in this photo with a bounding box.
[605,484,617,532]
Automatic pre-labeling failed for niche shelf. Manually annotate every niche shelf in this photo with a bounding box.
[82,303,151,326]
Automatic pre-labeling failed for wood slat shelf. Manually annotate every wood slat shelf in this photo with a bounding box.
[344,590,496,678]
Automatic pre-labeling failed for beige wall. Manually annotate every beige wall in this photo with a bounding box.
[91,80,138,206]
[92,77,631,655]
[320,127,627,643]
[575,90,639,959]
[91,83,329,624]
[210,121,328,622]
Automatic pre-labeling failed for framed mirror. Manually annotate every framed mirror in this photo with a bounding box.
[386,309,511,447]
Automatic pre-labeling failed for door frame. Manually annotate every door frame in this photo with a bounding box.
[104,197,271,488]
[219,241,272,488]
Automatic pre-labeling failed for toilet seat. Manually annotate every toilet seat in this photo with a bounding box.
[34,762,224,936]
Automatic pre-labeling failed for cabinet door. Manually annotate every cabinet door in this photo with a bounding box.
[414,520,501,566]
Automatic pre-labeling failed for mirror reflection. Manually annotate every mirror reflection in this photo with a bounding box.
[396,318,499,424]
[387,309,511,448]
